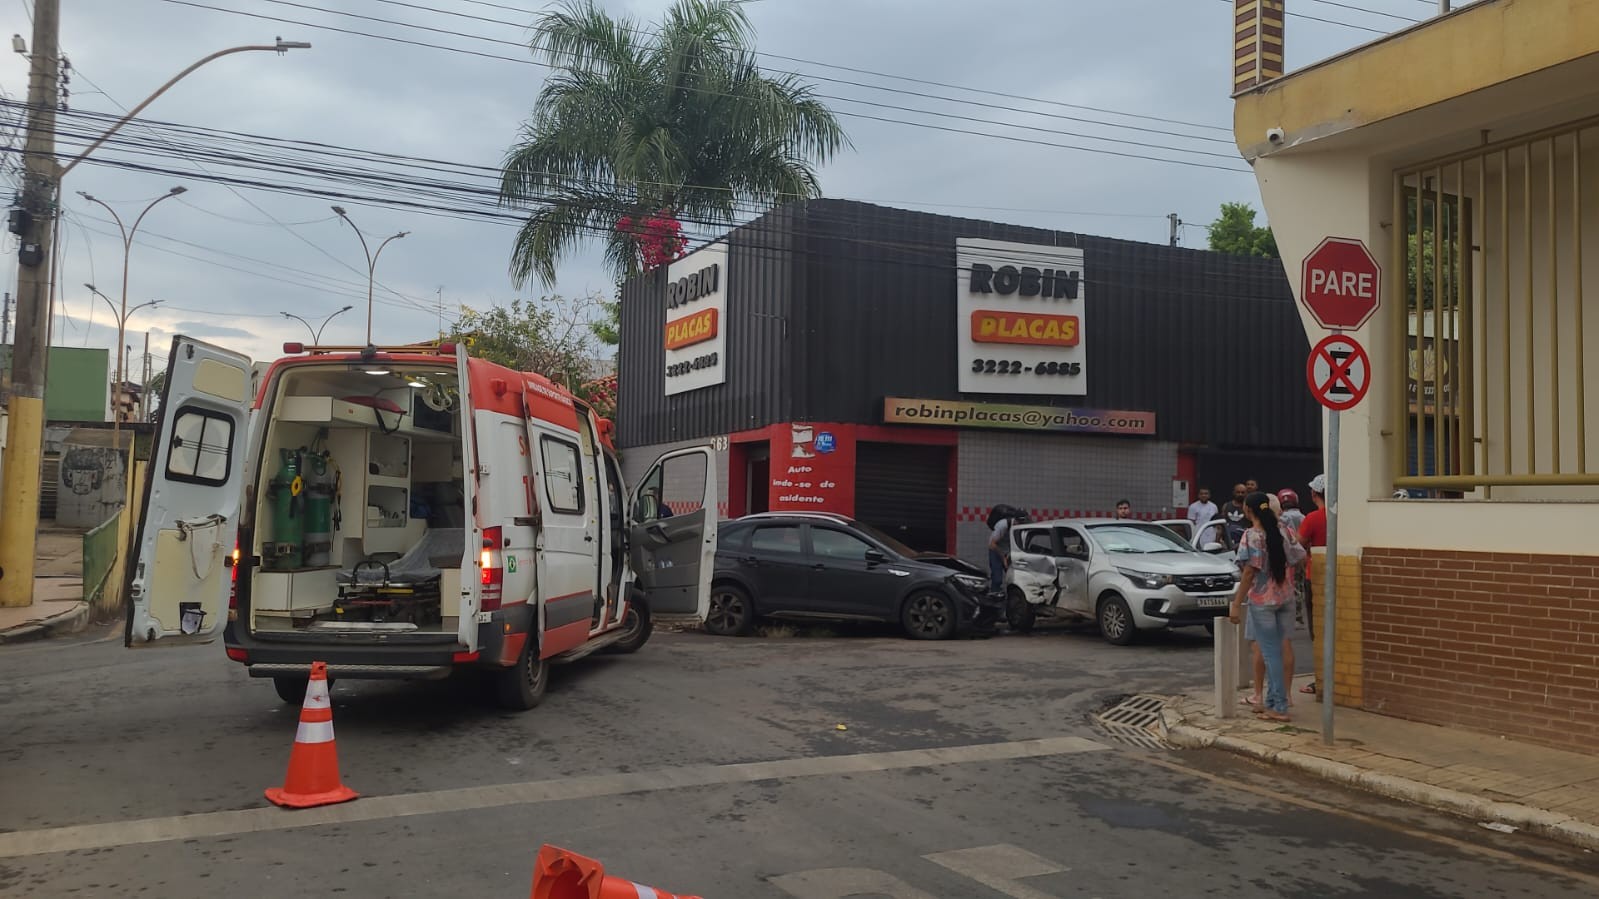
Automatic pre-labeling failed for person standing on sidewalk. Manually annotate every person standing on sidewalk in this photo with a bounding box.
[1298,475,1329,696]
[1228,492,1305,722]
[1114,499,1133,520]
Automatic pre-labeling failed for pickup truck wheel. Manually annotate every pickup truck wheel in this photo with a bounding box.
[272,676,308,704]
[606,602,653,654]
[1005,588,1037,634]
[902,591,958,640]
[1097,594,1137,646]
[495,640,549,711]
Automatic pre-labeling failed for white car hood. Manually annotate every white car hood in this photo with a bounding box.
[1103,552,1235,577]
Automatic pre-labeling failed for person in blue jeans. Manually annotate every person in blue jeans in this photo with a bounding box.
[1227,492,1305,721]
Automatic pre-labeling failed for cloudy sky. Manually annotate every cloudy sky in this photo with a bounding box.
[2,0,1459,375]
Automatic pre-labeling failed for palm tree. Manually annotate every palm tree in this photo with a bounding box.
[500,0,849,286]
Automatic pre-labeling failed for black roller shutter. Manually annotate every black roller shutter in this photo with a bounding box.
[854,442,950,553]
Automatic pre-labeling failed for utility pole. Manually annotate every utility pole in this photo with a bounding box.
[139,332,149,421]
[2,292,11,344]
[1168,213,1183,248]
[1,29,310,608]
[0,0,61,607]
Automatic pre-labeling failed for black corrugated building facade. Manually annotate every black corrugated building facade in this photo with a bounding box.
[617,199,1320,560]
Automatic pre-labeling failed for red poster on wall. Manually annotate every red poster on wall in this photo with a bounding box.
[768,422,856,515]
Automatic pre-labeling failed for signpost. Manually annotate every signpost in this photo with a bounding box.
[1300,236,1381,747]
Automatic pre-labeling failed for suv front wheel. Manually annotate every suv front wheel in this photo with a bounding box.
[1097,594,1137,646]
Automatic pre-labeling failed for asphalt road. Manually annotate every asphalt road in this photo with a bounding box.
[2,622,1595,898]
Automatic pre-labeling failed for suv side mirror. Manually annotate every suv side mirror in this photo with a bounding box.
[1203,542,1225,553]
[864,548,887,564]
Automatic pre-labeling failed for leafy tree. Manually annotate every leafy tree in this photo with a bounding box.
[500,0,849,286]
[1207,202,1279,258]
[144,370,166,421]
[447,295,610,401]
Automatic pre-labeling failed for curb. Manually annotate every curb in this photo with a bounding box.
[1171,703,1599,853]
[0,601,91,645]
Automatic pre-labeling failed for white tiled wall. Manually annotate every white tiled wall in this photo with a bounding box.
[619,438,729,517]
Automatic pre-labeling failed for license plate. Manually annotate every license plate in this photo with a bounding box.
[1196,596,1231,608]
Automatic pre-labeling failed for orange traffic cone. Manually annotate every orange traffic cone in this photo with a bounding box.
[531,845,702,899]
[264,661,358,809]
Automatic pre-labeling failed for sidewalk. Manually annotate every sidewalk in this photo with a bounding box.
[1166,674,1599,852]
[0,526,91,644]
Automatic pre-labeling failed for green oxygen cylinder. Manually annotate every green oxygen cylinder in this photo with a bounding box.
[303,453,334,568]
[269,448,304,570]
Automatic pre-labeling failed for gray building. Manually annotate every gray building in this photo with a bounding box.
[616,200,1319,562]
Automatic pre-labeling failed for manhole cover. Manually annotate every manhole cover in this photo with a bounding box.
[1093,694,1171,750]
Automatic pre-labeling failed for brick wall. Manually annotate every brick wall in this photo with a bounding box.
[1310,552,1364,707]
[1362,548,1599,753]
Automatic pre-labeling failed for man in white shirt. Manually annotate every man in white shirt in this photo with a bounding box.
[1187,487,1217,530]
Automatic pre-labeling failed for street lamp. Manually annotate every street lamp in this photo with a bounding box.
[59,39,312,178]
[85,284,159,425]
[331,206,408,344]
[78,187,185,446]
[281,304,354,345]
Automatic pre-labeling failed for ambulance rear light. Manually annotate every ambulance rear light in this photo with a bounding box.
[480,526,503,611]
[436,342,458,355]
[227,541,241,615]
[282,342,304,354]
[225,647,249,663]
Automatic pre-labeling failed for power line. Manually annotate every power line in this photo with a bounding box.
[246,0,1239,155]
[42,149,1296,309]
[356,0,1237,141]
[67,64,439,316]
[1301,0,1421,23]
[154,0,1246,172]
[12,101,1234,220]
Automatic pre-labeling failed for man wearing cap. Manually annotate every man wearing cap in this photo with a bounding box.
[1298,474,1329,696]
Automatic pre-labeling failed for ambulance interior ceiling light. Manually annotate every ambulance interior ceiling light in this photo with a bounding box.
[364,369,391,376]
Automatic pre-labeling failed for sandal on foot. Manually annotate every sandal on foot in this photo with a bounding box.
[1300,683,1318,695]
[1239,695,1262,708]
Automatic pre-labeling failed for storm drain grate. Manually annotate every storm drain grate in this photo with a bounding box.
[1093,694,1172,750]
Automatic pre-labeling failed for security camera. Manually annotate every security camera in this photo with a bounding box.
[1266,127,1285,144]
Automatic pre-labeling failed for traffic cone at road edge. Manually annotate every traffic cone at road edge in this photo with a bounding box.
[531,844,703,899]
[264,660,358,809]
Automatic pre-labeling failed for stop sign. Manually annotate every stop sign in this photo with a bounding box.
[1300,236,1382,331]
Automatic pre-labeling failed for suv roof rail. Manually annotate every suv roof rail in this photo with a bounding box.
[738,511,852,523]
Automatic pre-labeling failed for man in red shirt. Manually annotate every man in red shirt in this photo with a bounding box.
[1298,474,1329,695]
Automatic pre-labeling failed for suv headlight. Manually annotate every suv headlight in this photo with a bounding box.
[1116,568,1173,590]
[952,574,989,592]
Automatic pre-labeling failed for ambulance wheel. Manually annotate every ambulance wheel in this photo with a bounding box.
[1006,589,1037,634]
[496,641,549,711]
[272,676,308,704]
[607,602,653,654]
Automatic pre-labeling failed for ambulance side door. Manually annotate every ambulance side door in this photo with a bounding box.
[628,447,717,620]
[125,337,253,646]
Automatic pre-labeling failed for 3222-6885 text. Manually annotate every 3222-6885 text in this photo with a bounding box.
[667,351,719,377]
[971,359,1081,376]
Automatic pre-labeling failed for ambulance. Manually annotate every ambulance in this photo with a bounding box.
[125,336,716,710]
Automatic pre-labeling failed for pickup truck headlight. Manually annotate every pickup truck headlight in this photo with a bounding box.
[1116,568,1173,590]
